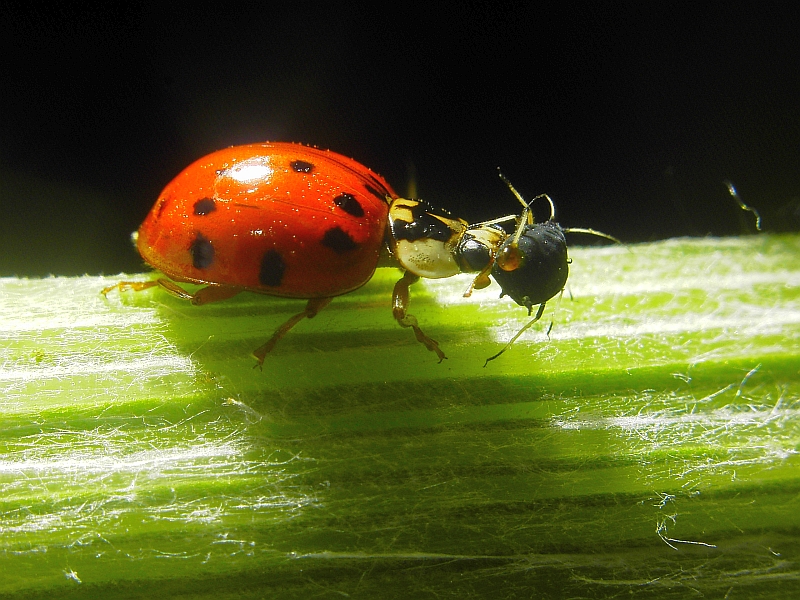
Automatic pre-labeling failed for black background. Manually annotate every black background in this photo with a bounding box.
[2,3,798,277]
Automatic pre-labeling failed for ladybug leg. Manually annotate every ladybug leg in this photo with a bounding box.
[184,284,242,305]
[150,279,243,304]
[101,280,160,297]
[102,278,242,305]
[392,271,447,362]
[252,297,333,368]
[462,264,494,298]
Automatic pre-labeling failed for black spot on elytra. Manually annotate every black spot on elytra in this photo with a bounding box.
[291,160,314,173]
[190,233,214,269]
[193,197,216,216]
[321,227,358,253]
[155,196,169,219]
[333,193,365,217]
[259,249,286,287]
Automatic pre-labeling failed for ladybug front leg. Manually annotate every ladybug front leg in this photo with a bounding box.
[102,278,242,305]
[252,297,333,369]
[392,271,447,362]
[101,279,160,297]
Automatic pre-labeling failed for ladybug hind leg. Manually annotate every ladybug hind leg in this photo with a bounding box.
[252,297,333,369]
[392,271,447,362]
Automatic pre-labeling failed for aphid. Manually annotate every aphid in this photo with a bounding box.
[480,174,618,364]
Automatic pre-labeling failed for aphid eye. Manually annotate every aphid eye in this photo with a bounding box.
[496,244,524,272]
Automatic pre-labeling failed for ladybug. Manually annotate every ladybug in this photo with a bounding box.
[103,143,612,366]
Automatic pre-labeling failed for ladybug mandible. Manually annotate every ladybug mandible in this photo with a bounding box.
[103,143,604,366]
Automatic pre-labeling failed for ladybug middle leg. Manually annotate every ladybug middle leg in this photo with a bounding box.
[392,271,447,362]
[252,297,333,369]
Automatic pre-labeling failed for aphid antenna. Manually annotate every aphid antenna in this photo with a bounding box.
[474,213,519,228]
[497,169,557,250]
[497,170,555,219]
[475,172,557,233]
[562,227,622,244]
[497,170,621,245]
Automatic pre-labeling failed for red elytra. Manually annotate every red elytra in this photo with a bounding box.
[137,142,397,298]
[104,142,453,366]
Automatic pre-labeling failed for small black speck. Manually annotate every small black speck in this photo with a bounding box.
[291,160,314,173]
[321,227,359,253]
[190,233,214,269]
[193,197,216,216]
[259,249,286,286]
[364,184,387,202]
[333,193,365,217]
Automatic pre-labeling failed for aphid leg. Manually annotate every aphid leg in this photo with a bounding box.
[484,302,547,367]
[546,289,566,339]
[252,297,333,369]
[392,271,447,362]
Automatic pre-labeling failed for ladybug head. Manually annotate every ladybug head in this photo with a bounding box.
[455,223,507,273]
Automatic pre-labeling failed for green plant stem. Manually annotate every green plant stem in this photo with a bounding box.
[1,234,799,598]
